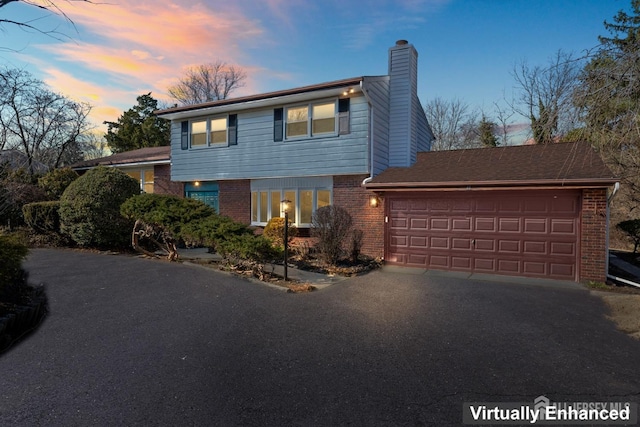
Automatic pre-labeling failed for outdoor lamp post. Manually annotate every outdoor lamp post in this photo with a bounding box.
[281,199,291,281]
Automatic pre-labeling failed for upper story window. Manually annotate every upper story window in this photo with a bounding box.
[184,114,237,149]
[285,100,336,139]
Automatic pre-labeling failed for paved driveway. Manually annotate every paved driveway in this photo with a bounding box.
[1,249,639,426]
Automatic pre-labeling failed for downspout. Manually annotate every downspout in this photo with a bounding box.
[360,80,375,187]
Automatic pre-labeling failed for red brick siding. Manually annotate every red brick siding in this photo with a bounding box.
[332,175,385,258]
[580,188,608,283]
[219,179,251,224]
[153,164,184,196]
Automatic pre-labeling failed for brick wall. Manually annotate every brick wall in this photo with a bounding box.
[580,188,608,283]
[153,164,184,196]
[219,179,251,224]
[333,175,385,258]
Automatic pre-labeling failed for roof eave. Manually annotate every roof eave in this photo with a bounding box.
[365,178,620,191]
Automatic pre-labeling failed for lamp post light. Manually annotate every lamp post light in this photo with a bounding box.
[281,199,291,281]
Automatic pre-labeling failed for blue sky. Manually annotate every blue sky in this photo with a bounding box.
[0,0,629,133]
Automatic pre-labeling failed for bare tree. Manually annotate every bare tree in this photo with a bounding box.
[510,50,582,144]
[493,101,516,146]
[167,61,247,105]
[424,98,479,150]
[0,0,95,49]
[0,67,94,173]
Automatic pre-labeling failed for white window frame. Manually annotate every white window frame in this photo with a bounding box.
[251,188,332,227]
[284,99,337,140]
[190,115,229,148]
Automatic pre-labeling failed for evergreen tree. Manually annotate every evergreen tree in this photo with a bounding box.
[478,115,498,147]
[104,93,170,154]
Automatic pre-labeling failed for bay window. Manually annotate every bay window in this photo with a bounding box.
[251,188,332,226]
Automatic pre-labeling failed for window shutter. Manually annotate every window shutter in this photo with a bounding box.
[338,98,350,135]
[274,108,283,142]
[181,121,189,149]
[228,114,238,145]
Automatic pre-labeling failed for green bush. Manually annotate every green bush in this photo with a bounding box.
[0,169,49,229]
[217,233,282,264]
[182,214,253,250]
[121,193,217,237]
[263,217,298,248]
[617,219,640,253]
[59,166,140,248]
[311,205,353,265]
[23,201,60,234]
[0,234,29,298]
[38,168,79,200]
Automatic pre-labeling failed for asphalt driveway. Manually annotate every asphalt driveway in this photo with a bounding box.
[1,249,639,426]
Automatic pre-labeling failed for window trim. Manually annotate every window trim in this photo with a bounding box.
[188,114,235,149]
[250,188,333,227]
[283,99,338,141]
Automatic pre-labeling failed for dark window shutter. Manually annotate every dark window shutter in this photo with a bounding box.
[338,98,350,135]
[228,114,238,145]
[274,108,283,142]
[181,121,189,149]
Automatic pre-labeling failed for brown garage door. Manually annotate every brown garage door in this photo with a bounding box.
[386,190,580,280]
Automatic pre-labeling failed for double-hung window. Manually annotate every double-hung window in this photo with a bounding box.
[187,114,237,149]
[285,101,336,139]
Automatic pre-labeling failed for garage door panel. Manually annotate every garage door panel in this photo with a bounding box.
[551,219,575,234]
[524,218,547,233]
[452,218,471,231]
[452,238,471,250]
[430,218,450,230]
[474,239,495,251]
[476,217,496,231]
[524,241,547,254]
[390,217,408,229]
[499,218,521,232]
[386,191,579,281]
[550,241,576,256]
[410,218,428,229]
[430,237,450,249]
[498,240,520,253]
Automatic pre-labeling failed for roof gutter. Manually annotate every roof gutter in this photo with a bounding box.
[364,178,619,191]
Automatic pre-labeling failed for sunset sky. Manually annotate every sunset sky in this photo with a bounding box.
[0,0,628,134]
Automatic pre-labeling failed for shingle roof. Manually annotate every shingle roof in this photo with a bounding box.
[70,146,170,170]
[367,141,617,189]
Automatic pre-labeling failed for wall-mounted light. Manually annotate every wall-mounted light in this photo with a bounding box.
[194,181,201,187]
[369,195,379,208]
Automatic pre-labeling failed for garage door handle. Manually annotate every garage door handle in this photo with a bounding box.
[472,239,476,246]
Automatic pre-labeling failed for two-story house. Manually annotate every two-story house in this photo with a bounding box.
[157,40,432,258]
[156,40,618,284]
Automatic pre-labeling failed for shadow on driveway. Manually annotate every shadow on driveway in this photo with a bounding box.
[1,249,639,426]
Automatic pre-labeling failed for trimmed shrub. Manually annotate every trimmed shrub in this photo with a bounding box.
[0,174,49,229]
[23,201,60,234]
[121,193,219,259]
[617,219,640,253]
[217,233,282,264]
[263,217,298,248]
[181,214,253,251]
[311,205,353,265]
[38,168,79,200]
[59,166,140,248]
[0,234,29,299]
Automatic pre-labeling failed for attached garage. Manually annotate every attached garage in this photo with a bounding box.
[386,190,580,280]
[365,142,618,283]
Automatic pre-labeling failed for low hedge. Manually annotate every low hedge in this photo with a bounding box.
[0,234,29,299]
[22,201,60,234]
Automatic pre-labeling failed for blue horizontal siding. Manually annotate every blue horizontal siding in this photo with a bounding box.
[171,96,370,181]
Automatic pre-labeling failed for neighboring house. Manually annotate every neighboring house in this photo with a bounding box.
[0,150,49,175]
[69,146,181,196]
[156,40,433,257]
